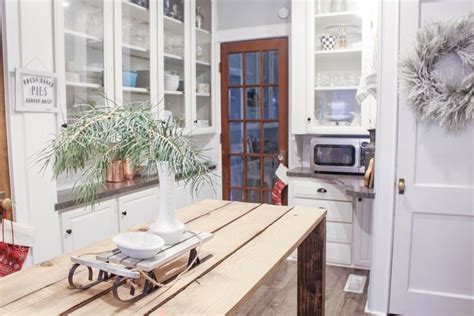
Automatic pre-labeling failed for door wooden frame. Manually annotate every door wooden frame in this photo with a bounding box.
[220,37,288,202]
[0,18,12,220]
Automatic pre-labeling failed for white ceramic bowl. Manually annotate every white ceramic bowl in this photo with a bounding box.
[112,232,165,259]
[164,73,180,91]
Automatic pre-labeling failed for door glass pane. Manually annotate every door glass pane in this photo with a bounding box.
[246,190,260,203]
[263,122,279,154]
[230,189,243,201]
[228,53,243,85]
[264,51,278,84]
[246,88,260,119]
[264,87,279,119]
[230,156,243,187]
[229,122,243,153]
[246,122,260,154]
[64,0,105,122]
[263,156,279,189]
[245,52,260,84]
[263,190,272,204]
[246,156,261,188]
[228,88,243,119]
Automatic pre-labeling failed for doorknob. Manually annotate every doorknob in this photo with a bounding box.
[0,191,12,211]
[398,178,406,194]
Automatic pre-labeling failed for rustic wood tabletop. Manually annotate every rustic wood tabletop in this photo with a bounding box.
[0,199,326,316]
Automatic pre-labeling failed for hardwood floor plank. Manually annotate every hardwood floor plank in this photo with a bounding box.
[235,261,370,316]
[154,206,326,315]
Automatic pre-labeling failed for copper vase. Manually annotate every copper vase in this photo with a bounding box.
[123,159,137,180]
[106,160,125,183]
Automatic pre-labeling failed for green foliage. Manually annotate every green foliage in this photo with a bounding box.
[38,98,212,205]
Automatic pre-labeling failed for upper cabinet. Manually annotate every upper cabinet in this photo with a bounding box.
[56,0,216,134]
[291,0,377,135]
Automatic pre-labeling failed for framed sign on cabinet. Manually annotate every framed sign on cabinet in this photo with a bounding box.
[15,67,58,113]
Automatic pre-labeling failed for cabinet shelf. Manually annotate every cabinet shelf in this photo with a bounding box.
[314,10,361,19]
[164,15,184,34]
[122,43,149,59]
[123,86,150,94]
[66,81,102,89]
[196,92,211,97]
[164,52,184,61]
[196,60,211,67]
[314,48,362,55]
[315,86,359,91]
[122,0,149,21]
[64,29,102,42]
[165,90,184,96]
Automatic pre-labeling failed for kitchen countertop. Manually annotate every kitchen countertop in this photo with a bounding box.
[287,167,375,199]
[55,163,217,211]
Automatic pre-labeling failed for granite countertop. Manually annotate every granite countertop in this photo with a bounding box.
[287,167,375,199]
[56,163,217,211]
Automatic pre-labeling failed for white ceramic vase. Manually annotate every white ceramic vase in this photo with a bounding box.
[150,161,185,245]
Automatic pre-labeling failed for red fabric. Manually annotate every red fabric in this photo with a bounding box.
[0,212,30,277]
[271,178,287,206]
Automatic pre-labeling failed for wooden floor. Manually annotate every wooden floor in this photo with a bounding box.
[235,260,370,316]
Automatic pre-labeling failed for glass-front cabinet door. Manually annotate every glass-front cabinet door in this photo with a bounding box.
[162,0,188,128]
[61,0,112,123]
[118,0,156,107]
[192,0,213,133]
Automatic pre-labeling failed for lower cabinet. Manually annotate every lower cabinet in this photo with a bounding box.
[118,188,159,232]
[289,177,373,269]
[61,199,118,253]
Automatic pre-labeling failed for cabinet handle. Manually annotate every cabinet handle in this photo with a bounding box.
[66,229,72,234]
[121,211,127,216]
[317,188,327,193]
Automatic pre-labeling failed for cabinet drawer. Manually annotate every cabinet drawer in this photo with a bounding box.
[292,179,350,201]
[327,222,352,243]
[292,198,353,223]
[327,242,352,265]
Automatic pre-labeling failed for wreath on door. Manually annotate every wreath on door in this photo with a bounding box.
[400,13,473,132]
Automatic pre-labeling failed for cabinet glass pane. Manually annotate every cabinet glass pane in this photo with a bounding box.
[63,0,105,122]
[245,52,260,85]
[164,0,185,125]
[194,0,212,130]
[121,0,151,106]
[314,90,361,126]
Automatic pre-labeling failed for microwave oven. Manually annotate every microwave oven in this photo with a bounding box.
[310,136,370,174]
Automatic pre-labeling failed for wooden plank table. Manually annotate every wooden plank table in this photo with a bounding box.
[0,200,326,316]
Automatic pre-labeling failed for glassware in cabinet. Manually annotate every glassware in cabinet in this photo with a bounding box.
[120,0,152,107]
[193,0,212,131]
[63,0,106,123]
[163,0,186,127]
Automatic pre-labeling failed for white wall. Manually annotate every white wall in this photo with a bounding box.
[217,0,291,30]
[2,0,62,263]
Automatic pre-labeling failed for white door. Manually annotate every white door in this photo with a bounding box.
[390,1,474,314]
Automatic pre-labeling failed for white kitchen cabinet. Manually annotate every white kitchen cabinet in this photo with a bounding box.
[55,0,216,134]
[288,176,373,268]
[352,197,373,268]
[61,199,118,253]
[174,183,192,211]
[117,187,159,232]
[291,0,377,135]
[193,181,216,202]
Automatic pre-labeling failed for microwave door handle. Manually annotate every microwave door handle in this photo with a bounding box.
[355,145,362,168]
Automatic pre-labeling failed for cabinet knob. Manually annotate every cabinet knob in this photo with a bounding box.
[61,123,68,128]
[66,229,72,234]
[194,120,198,124]
[358,197,362,202]
[317,188,327,193]
[307,117,311,122]
[121,211,127,216]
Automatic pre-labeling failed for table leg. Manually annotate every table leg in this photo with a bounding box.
[297,218,326,316]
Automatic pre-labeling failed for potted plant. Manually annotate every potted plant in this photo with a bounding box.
[38,99,212,244]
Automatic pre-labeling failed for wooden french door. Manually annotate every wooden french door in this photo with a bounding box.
[0,21,12,220]
[221,38,288,203]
